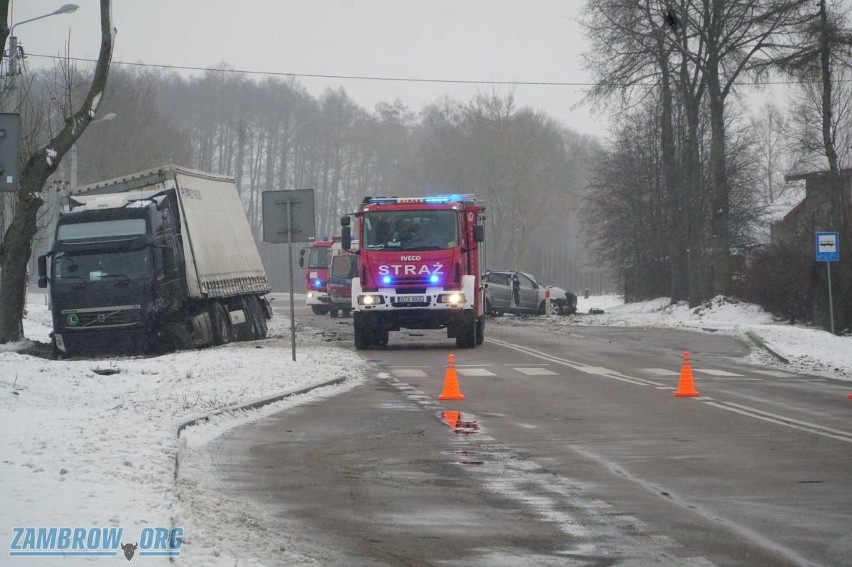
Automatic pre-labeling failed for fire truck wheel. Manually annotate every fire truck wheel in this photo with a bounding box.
[330,308,339,318]
[476,316,485,345]
[375,329,389,347]
[311,305,331,315]
[343,308,352,318]
[354,314,371,350]
[456,312,477,349]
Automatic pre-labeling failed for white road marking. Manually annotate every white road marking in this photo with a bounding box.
[457,368,497,377]
[696,369,744,377]
[514,367,559,376]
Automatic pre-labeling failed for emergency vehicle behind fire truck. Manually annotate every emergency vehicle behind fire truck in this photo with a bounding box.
[341,195,486,349]
[327,240,359,318]
[298,237,336,315]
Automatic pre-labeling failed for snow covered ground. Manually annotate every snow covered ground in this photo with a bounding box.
[1,290,850,565]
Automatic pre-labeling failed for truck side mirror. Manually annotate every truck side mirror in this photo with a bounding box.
[342,226,351,250]
[37,254,48,288]
[298,248,306,268]
[473,225,484,243]
[340,215,351,227]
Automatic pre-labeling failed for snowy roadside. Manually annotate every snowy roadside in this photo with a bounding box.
[2,292,368,566]
[567,295,852,381]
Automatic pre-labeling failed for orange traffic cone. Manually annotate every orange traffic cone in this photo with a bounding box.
[439,354,465,400]
[674,352,700,397]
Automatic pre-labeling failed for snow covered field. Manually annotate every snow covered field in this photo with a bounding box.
[1,290,850,565]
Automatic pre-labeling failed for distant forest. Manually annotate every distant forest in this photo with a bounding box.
[29,66,603,294]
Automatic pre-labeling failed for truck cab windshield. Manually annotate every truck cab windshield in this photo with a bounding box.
[53,249,151,284]
[363,210,457,251]
[308,247,330,269]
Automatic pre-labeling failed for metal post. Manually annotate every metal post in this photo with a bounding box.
[826,261,835,335]
[286,199,296,361]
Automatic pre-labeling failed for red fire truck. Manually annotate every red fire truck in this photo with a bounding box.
[340,195,486,349]
[298,237,337,315]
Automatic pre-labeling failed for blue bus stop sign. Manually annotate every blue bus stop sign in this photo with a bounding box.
[815,232,839,262]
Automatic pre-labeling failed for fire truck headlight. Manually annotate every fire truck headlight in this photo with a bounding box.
[438,292,465,305]
[358,294,385,306]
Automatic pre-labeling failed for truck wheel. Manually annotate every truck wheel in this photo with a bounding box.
[375,329,389,347]
[311,305,330,315]
[353,314,371,350]
[251,296,268,339]
[476,315,485,345]
[210,303,231,345]
[343,308,352,318]
[330,308,339,318]
[455,312,476,349]
[243,295,267,340]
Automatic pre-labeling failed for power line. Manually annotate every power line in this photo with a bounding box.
[27,53,825,88]
[28,53,593,87]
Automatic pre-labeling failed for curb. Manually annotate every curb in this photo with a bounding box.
[173,376,349,480]
[745,331,790,364]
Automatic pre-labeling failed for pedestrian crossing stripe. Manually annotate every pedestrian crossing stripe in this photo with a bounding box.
[751,369,797,378]
[640,367,745,377]
[512,367,558,376]
[390,367,556,377]
[695,369,744,377]
[640,368,680,376]
[391,369,429,378]
[457,368,497,377]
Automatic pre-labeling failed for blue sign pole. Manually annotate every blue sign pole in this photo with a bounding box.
[815,232,839,334]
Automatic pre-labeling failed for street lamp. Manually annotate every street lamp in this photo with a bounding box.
[7,4,79,83]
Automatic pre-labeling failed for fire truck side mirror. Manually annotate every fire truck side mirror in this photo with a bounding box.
[342,226,352,250]
[298,248,306,268]
[473,225,485,243]
[340,215,351,227]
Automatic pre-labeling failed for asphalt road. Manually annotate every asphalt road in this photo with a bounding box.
[205,300,852,566]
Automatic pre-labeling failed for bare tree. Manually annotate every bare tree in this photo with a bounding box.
[0,0,115,343]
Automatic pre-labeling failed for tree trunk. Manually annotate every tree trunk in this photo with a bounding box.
[0,0,114,344]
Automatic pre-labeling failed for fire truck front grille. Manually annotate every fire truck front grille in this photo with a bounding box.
[392,275,434,287]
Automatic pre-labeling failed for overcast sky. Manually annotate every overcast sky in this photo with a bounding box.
[12,0,614,137]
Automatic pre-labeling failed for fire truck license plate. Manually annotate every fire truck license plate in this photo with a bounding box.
[397,295,425,303]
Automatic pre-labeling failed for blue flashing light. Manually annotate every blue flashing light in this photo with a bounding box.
[382,275,393,285]
[368,194,473,205]
[429,274,440,284]
[314,279,324,287]
[423,194,459,204]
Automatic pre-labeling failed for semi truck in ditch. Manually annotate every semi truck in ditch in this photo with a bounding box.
[340,194,486,349]
[37,165,272,357]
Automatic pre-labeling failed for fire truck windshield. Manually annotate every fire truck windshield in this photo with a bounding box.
[308,247,330,269]
[363,210,458,251]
